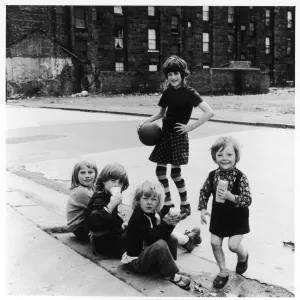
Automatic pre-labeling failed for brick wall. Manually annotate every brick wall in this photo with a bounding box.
[98,68,269,95]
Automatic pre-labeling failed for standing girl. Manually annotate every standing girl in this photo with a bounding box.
[66,159,98,241]
[198,136,252,289]
[86,163,129,258]
[121,180,191,290]
[138,55,214,219]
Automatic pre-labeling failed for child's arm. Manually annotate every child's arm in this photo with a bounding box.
[198,175,213,225]
[222,174,252,207]
[175,101,214,134]
[137,107,166,131]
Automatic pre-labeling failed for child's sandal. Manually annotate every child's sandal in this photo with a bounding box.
[213,272,229,289]
[170,275,191,290]
[236,253,249,275]
[180,203,191,220]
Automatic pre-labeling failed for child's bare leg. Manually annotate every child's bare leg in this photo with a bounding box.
[228,234,247,261]
[211,234,227,273]
[228,234,249,275]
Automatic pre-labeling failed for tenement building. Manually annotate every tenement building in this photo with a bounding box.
[6,6,295,96]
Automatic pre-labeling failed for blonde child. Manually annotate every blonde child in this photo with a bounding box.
[121,180,195,291]
[198,136,252,289]
[138,55,214,220]
[66,159,98,241]
[86,163,129,258]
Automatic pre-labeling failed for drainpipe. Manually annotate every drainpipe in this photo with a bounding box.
[69,7,75,52]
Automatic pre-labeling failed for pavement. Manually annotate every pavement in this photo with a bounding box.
[5,94,296,297]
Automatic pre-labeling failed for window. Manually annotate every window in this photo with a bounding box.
[149,64,158,71]
[172,16,179,35]
[228,7,234,24]
[249,6,253,9]
[203,33,209,52]
[74,40,87,60]
[203,65,210,69]
[287,38,292,55]
[114,27,123,49]
[287,11,292,28]
[265,37,270,54]
[148,6,155,16]
[187,21,192,28]
[228,34,234,53]
[148,29,157,50]
[240,24,246,31]
[74,7,86,28]
[203,6,209,21]
[114,6,122,14]
[171,44,180,55]
[265,9,270,26]
[249,23,255,37]
[115,62,124,72]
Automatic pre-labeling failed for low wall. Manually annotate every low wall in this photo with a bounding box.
[98,68,270,95]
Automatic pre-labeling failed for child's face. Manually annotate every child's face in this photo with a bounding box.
[215,144,236,171]
[140,192,159,214]
[78,166,96,188]
[103,179,124,194]
[167,71,182,89]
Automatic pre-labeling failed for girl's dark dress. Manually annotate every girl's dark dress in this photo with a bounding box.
[198,167,252,237]
[149,85,202,165]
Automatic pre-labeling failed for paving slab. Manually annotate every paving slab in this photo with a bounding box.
[6,205,143,296]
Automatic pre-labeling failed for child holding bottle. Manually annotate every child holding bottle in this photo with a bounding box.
[198,136,252,289]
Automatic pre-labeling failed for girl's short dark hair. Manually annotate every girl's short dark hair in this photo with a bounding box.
[70,159,98,190]
[95,163,129,192]
[162,55,190,80]
[210,136,241,164]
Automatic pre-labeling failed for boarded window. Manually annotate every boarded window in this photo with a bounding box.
[74,7,86,28]
[228,34,234,53]
[171,44,180,55]
[287,38,292,55]
[172,16,179,34]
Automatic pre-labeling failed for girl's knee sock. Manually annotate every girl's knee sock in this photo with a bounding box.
[171,166,188,206]
[156,165,172,206]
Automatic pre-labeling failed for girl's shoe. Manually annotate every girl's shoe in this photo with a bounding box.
[184,227,202,245]
[213,272,229,289]
[180,203,191,220]
[236,253,249,275]
[169,274,191,290]
[182,227,201,252]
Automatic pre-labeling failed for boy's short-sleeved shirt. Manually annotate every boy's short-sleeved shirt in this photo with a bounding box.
[159,85,203,131]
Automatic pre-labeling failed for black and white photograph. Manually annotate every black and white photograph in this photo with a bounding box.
[4,1,296,298]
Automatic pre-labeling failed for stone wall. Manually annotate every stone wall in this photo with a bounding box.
[98,68,269,95]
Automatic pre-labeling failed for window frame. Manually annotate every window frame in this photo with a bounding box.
[228,34,234,53]
[249,22,255,37]
[114,6,123,15]
[114,26,124,50]
[202,32,209,53]
[287,38,292,55]
[265,9,270,26]
[148,6,155,16]
[115,62,124,72]
[171,15,179,35]
[287,11,292,28]
[74,7,86,28]
[203,6,209,21]
[265,37,271,54]
[228,7,234,24]
[149,64,158,72]
[148,29,157,50]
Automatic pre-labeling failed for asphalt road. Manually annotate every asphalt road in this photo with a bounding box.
[5,106,295,293]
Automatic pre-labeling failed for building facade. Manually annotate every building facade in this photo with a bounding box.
[6,5,295,96]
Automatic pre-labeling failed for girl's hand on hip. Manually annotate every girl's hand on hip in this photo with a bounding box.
[175,123,193,134]
[201,209,210,225]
